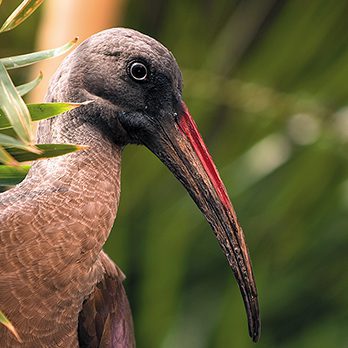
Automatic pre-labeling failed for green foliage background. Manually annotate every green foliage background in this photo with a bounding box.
[1,1,348,347]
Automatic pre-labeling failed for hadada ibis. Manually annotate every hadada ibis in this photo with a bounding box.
[0,28,260,347]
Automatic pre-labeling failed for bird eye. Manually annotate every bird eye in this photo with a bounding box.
[129,61,148,81]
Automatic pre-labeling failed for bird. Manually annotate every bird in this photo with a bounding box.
[0,28,260,347]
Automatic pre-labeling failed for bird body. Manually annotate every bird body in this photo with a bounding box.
[0,28,260,347]
[0,118,134,346]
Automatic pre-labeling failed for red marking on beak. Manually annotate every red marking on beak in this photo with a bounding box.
[178,102,231,209]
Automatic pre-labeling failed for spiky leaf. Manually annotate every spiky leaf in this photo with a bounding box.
[0,310,21,342]
[0,0,45,33]
[0,134,41,154]
[16,72,43,96]
[0,102,85,130]
[5,143,86,162]
[0,145,17,166]
[0,38,78,70]
[0,62,32,144]
[0,164,29,186]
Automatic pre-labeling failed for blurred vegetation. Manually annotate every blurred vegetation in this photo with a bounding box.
[0,0,81,186]
[1,0,348,347]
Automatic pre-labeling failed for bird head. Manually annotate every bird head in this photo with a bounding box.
[47,28,260,341]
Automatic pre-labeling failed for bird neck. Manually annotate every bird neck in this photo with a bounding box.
[18,62,125,266]
[23,119,122,266]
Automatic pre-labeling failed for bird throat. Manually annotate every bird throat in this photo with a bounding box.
[27,120,123,266]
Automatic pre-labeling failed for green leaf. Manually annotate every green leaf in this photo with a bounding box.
[16,71,43,96]
[0,102,87,130]
[0,310,22,342]
[0,164,29,186]
[0,134,41,154]
[0,38,78,70]
[5,143,86,162]
[0,0,45,33]
[27,102,87,123]
[0,127,17,138]
[0,61,32,144]
[0,145,18,166]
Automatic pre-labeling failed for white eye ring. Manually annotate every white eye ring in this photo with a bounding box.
[129,61,148,81]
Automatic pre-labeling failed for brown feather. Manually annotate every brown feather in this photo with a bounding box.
[0,127,131,346]
[78,253,135,348]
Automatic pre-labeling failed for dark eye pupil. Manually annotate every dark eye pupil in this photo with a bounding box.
[130,62,147,80]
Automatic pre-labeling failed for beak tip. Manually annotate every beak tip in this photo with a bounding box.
[251,323,261,343]
[248,297,261,342]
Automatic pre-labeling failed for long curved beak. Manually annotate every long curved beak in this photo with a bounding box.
[138,101,260,342]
